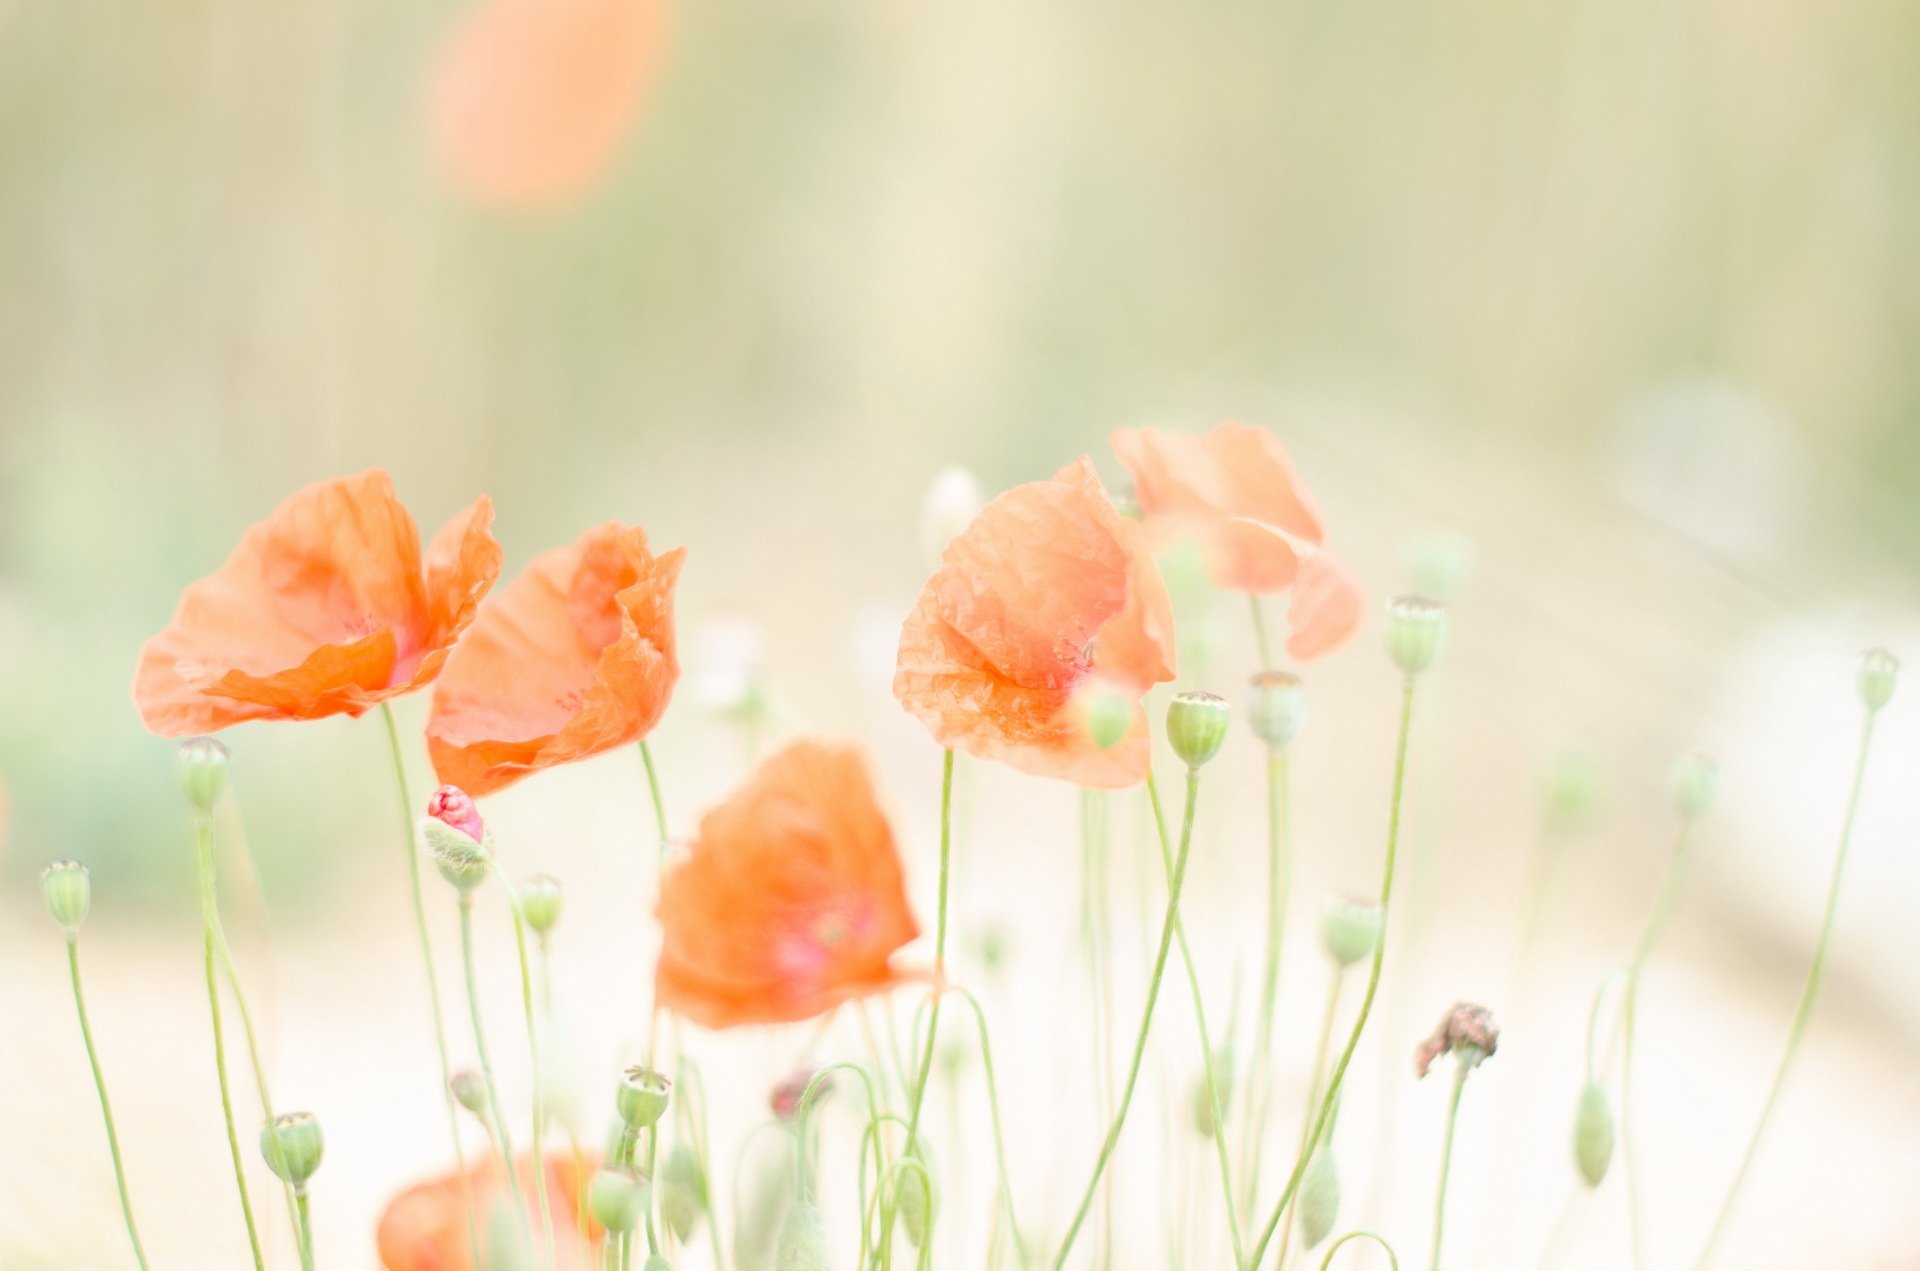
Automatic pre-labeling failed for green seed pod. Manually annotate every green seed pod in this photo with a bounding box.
[897,1137,937,1248]
[1166,691,1231,769]
[177,736,231,815]
[1573,1080,1615,1188]
[1858,647,1899,712]
[1383,595,1446,678]
[1669,751,1718,821]
[616,1066,671,1129]
[1081,684,1135,751]
[260,1112,325,1187]
[588,1166,649,1234]
[1187,1046,1236,1139]
[1247,670,1306,749]
[40,860,92,936]
[519,873,563,936]
[659,1141,708,1243]
[449,1068,488,1116]
[1297,1146,1341,1249]
[1319,897,1383,969]
[774,1199,827,1271]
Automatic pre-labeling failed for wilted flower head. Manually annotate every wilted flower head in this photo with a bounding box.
[134,470,501,735]
[427,523,683,797]
[894,458,1177,788]
[1414,1002,1500,1077]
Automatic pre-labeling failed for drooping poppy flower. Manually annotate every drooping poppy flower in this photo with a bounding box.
[893,457,1178,788]
[426,522,683,797]
[1110,421,1367,660]
[377,1151,601,1271]
[429,0,669,209]
[133,471,502,736]
[655,739,919,1029]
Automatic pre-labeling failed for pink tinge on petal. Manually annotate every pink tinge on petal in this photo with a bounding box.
[426,784,486,841]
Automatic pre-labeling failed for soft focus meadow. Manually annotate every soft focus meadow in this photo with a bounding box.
[4,1,1920,1268]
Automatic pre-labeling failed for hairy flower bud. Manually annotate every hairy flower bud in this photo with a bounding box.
[1858,647,1899,713]
[1166,691,1230,769]
[775,1199,827,1271]
[616,1066,671,1130]
[897,1137,936,1248]
[40,860,91,936]
[177,736,231,815]
[1247,671,1306,749]
[519,874,563,936]
[1383,595,1446,677]
[1297,1147,1340,1249]
[588,1165,649,1233]
[1187,1046,1236,1138]
[660,1141,709,1242]
[450,1068,488,1116]
[260,1112,324,1187]
[1573,1080,1614,1188]
[1319,896,1383,968]
[427,784,486,841]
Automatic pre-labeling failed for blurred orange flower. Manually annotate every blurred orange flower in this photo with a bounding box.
[377,1151,600,1271]
[430,0,668,209]
[426,522,683,797]
[133,471,502,736]
[1111,421,1366,660]
[655,739,920,1029]
[894,457,1177,787]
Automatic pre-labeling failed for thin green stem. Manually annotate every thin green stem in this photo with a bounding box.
[64,938,151,1270]
[679,1057,730,1271]
[295,1187,316,1271]
[1320,1231,1401,1270]
[195,813,265,1269]
[1247,676,1420,1269]
[213,937,301,1252]
[1619,817,1694,1268]
[490,864,558,1271]
[1429,1059,1472,1271]
[1694,708,1879,1268]
[1249,596,1276,671]
[1052,765,1203,1269]
[1276,967,1346,1270]
[1077,788,1116,1269]
[1144,769,1245,1265]
[459,894,529,1231]
[381,703,481,1265]
[899,752,955,1206]
[1242,746,1292,1205]
[639,740,670,857]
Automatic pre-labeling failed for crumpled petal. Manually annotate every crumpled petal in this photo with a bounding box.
[655,739,920,1029]
[893,457,1177,788]
[133,471,502,735]
[428,522,683,797]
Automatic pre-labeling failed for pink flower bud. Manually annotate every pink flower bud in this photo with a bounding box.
[770,1066,831,1121]
[426,784,484,842]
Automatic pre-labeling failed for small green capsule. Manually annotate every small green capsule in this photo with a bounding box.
[177,736,231,815]
[897,1137,936,1248]
[1319,897,1383,969]
[659,1141,708,1242]
[260,1112,325,1187]
[1383,595,1446,678]
[1247,670,1306,749]
[1858,647,1899,712]
[1166,691,1230,769]
[1573,1080,1615,1188]
[519,874,564,936]
[775,1199,827,1271]
[40,860,91,936]
[1297,1146,1341,1249]
[616,1066,671,1129]
[587,1166,649,1234]
[1187,1046,1236,1139]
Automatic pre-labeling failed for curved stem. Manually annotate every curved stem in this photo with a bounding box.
[1144,769,1245,1264]
[1429,1060,1472,1271]
[1694,708,1879,1268]
[195,813,265,1270]
[1247,677,1420,1269]
[459,894,530,1232]
[1242,746,1292,1205]
[1618,816,1692,1268]
[214,935,301,1252]
[949,987,1031,1265]
[381,703,481,1265]
[898,752,955,1231]
[1583,970,1627,1083]
[1320,1230,1401,1270]
[490,864,557,1271]
[1052,766,1203,1269]
[1276,966,1346,1270]
[65,938,152,1270]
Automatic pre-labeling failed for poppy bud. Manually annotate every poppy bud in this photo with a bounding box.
[1247,670,1306,749]
[40,860,91,936]
[1166,691,1230,769]
[1414,1002,1500,1077]
[921,467,983,563]
[450,1068,488,1116]
[1573,1080,1614,1188]
[1187,1046,1236,1138]
[660,1141,708,1242]
[1858,647,1899,713]
[422,816,491,892]
[177,736,231,815]
[617,1065,671,1129]
[897,1137,936,1247]
[260,1112,324,1188]
[1319,897,1383,969]
[1077,681,1136,752]
[1297,1146,1340,1250]
[520,874,564,936]
[1383,595,1446,678]
[771,1066,830,1121]
[775,1199,827,1271]
[1669,751,1717,821]
[588,1165,649,1233]
[427,784,486,841]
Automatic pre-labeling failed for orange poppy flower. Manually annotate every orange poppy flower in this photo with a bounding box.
[893,457,1177,788]
[425,522,683,798]
[133,471,502,736]
[655,739,920,1029]
[377,1151,601,1271]
[1110,421,1367,660]
[429,0,668,209]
